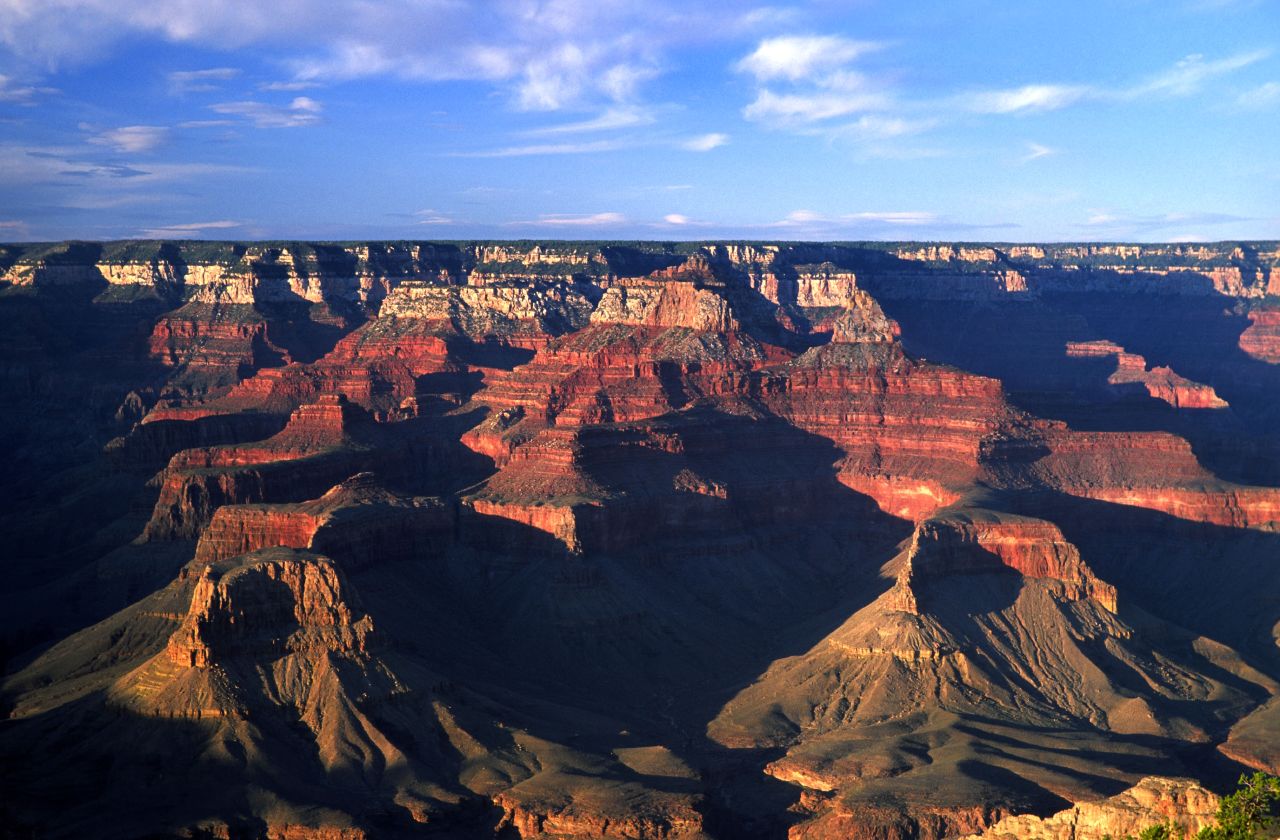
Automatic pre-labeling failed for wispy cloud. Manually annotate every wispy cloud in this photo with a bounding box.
[0,74,57,104]
[1021,142,1057,162]
[826,115,937,142]
[414,209,454,224]
[176,119,237,129]
[1236,80,1280,109]
[682,132,728,151]
[1081,209,1252,234]
[167,67,240,95]
[846,211,938,225]
[960,50,1268,115]
[0,143,252,187]
[209,97,322,128]
[744,86,892,124]
[769,209,940,228]
[524,107,655,136]
[663,213,690,225]
[964,84,1090,114]
[0,219,30,238]
[258,79,322,92]
[524,212,627,226]
[1128,50,1269,98]
[451,138,628,158]
[84,124,170,153]
[140,220,244,238]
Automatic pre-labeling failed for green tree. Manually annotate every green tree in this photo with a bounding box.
[1197,773,1280,840]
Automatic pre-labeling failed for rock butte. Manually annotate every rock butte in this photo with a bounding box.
[1,239,1279,840]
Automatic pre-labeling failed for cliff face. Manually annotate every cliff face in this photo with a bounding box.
[962,777,1222,840]
[2,239,1280,840]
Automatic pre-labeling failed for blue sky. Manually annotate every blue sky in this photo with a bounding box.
[1,0,1277,242]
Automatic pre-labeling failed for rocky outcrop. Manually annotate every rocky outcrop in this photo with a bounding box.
[193,473,452,566]
[589,281,738,332]
[1065,340,1228,408]
[962,776,1221,840]
[164,552,371,671]
[1240,306,1280,363]
[898,511,1118,612]
[494,792,705,839]
[380,280,597,340]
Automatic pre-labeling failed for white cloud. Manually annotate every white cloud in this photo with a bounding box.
[682,132,728,151]
[258,80,321,92]
[1022,142,1057,162]
[517,43,593,110]
[737,35,881,82]
[782,209,824,224]
[1236,81,1280,109]
[826,114,935,141]
[965,84,1091,114]
[1081,210,1251,233]
[736,33,900,137]
[176,119,236,129]
[0,73,57,104]
[846,211,937,225]
[139,220,244,237]
[0,143,252,187]
[209,97,322,128]
[767,209,943,229]
[527,212,626,226]
[524,107,655,135]
[1128,50,1268,98]
[414,209,453,224]
[663,213,689,224]
[85,124,170,153]
[734,7,803,31]
[744,86,891,124]
[452,138,628,158]
[961,51,1268,116]
[167,67,240,94]
[0,0,705,115]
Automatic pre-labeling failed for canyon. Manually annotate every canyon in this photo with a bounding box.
[1,239,1278,839]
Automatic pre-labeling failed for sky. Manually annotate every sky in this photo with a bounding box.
[0,0,1278,243]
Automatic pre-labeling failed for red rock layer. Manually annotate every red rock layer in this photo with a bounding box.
[1065,340,1227,408]
[193,474,453,566]
[1239,306,1280,363]
[900,512,1118,611]
[1031,428,1280,528]
[141,396,370,540]
[165,553,370,670]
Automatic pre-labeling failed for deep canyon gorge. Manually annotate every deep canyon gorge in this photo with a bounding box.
[1,239,1278,839]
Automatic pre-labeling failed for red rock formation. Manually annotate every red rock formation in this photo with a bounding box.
[193,473,452,566]
[1240,306,1280,363]
[900,511,1118,611]
[163,552,371,671]
[1065,339,1228,408]
[140,396,370,540]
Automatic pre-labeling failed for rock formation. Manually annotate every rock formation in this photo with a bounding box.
[962,776,1222,840]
